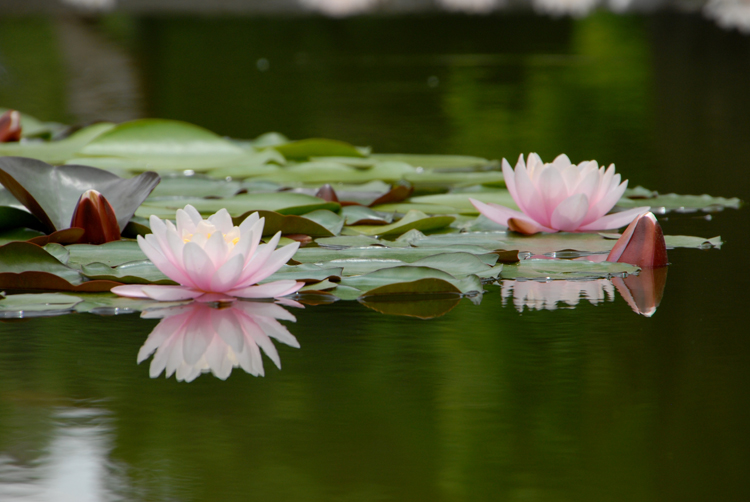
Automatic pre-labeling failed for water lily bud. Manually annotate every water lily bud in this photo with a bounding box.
[606,211,668,268]
[70,189,121,244]
[0,110,22,142]
[315,184,339,203]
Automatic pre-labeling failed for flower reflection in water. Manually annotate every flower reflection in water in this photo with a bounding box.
[138,301,300,382]
[501,279,615,312]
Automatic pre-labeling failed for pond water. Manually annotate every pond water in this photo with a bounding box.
[1,10,749,502]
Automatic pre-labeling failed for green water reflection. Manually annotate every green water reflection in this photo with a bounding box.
[1,10,749,502]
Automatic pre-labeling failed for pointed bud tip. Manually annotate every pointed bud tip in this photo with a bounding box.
[607,211,668,268]
[71,190,121,244]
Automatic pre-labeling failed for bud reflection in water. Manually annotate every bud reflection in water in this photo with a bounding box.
[138,301,299,382]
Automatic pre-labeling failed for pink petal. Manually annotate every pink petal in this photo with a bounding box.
[203,231,229,268]
[578,206,650,232]
[229,280,304,299]
[537,166,567,220]
[550,193,590,232]
[469,198,556,233]
[138,235,194,286]
[111,284,150,299]
[501,158,518,202]
[183,242,216,292]
[140,285,205,301]
[210,253,245,292]
[235,232,281,286]
[240,241,300,286]
[208,208,234,234]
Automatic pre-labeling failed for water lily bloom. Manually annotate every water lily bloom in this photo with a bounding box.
[70,189,121,244]
[606,211,668,268]
[470,153,650,235]
[112,205,304,302]
[138,301,300,381]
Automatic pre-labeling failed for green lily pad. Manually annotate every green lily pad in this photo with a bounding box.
[500,259,639,280]
[600,233,723,249]
[0,293,82,313]
[339,266,483,295]
[137,192,339,219]
[76,119,246,170]
[0,228,46,245]
[348,210,454,236]
[404,171,505,188]
[65,240,147,267]
[319,252,501,278]
[370,154,496,170]
[254,161,416,184]
[148,175,242,199]
[617,192,742,212]
[0,122,115,164]
[234,210,342,238]
[272,138,365,161]
[261,264,343,284]
[410,191,519,215]
[340,205,394,225]
[0,156,160,233]
[371,202,463,215]
[0,206,46,232]
[80,261,175,285]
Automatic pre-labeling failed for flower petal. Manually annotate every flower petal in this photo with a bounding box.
[229,280,304,299]
[578,206,650,232]
[111,284,150,299]
[241,241,300,285]
[210,253,245,292]
[550,193,590,232]
[183,241,216,292]
[470,198,556,233]
[140,285,205,301]
[208,208,234,234]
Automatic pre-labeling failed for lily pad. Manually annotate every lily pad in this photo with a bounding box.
[409,191,519,215]
[339,266,483,295]
[256,161,416,184]
[0,156,160,233]
[65,240,147,267]
[233,210,342,238]
[500,259,639,280]
[80,261,175,285]
[370,154,496,170]
[0,206,46,232]
[272,138,365,161]
[600,233,723,249]
[617,192,742,213]
[148,175,242,199]
[137,192,339,219]
[340,205,394,225]
[348,210,454,236]
[262,264,343,284]
[0,122,115,164]
[76,119,247,170]
[0,293,82,312]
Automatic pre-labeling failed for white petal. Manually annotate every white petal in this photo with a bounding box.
[229,280,304,299]
[241,241,300,286]
[203,230,229,268]
[578,206,651,232]
[140,285,204,301]
[208,208,234,234]
[210,253,245,292]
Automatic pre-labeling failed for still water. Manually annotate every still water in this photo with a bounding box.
[1,10,749,501]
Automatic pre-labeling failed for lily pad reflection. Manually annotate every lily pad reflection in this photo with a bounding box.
[138,301,299,382]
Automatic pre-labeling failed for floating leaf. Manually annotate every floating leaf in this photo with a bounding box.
[618,190,741,212]
[600,233,723,249]
[137,192,339,219]
[339,266,483,295]
[318,252,501,278]
[261,264,343,284]
[0,122,115,164]
[501,259,639,280]
[340,205,393,225]
[0,156,160,233]
[231,210,339,238]
[148,174,242,199]
[80,261,175,285]
[0,228,45,245]
[297,244,502,264]
[272,138,365,161]
[348,210,454,236]
[65,240,147,267]
[0,206,46,232]
[254,161,416,184]
[0,241,119,292]
[76,119,246,170]
[409,191,518,215]
[0,293,82,312]
[370,154,496,170]
[404,171,505,188]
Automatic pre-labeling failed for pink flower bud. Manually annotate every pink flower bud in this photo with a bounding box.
[606,211,668,268]
[0,110,21,143]
[70,189,121,244]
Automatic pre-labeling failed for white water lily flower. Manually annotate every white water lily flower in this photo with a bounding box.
[112,205,303,302]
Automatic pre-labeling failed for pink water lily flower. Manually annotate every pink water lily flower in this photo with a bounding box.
[470,153,650,235]
[112,205,304,302]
